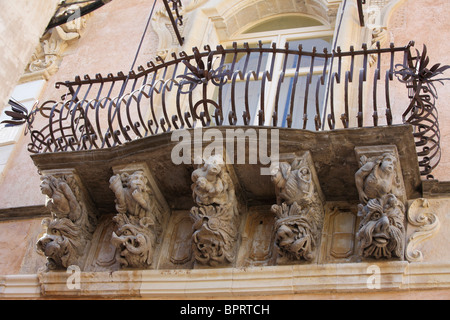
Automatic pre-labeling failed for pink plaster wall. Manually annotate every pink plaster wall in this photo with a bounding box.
[388,0,450,180]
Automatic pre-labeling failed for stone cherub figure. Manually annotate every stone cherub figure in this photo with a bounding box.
[191,154,235,206]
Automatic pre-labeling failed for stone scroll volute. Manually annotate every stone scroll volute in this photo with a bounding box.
[354,146,407,260]
[36,169,98,270]
[270,152,325,263]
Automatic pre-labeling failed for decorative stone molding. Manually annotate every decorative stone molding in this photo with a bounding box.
[270,152,325,262]
[109,163,169,269]
[363,0,407,66]
[36,169,98,270]
[319,203,360,263]
[406,198,441,262]
[190,154,240,267]
[354,145,407,260]
[21,4,89,83]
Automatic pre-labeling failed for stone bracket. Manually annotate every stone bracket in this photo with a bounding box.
[37,168,99,270]
[108,163,170,269]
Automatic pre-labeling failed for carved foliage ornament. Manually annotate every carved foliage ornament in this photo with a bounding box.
[37,173,97,270]
[190,155,239,266]
[271,155,324,262]
[406,198,440,262]
[109,170,162,268]
[355,149,406,260]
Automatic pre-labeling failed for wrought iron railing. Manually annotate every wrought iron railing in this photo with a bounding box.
[6,41,447,178]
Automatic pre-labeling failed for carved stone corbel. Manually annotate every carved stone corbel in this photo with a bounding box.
[354,145,407,260]
[109,163,169,269]
[36,169,98,270]
[270,152,325,262]
[406,198,440,262]
[190,154,240,267]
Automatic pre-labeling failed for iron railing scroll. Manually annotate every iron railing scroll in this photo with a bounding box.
[2,41,448,179]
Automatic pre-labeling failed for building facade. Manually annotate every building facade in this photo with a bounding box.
[0,0,449,300]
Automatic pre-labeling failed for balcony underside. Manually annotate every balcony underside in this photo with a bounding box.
[31,124,422,215]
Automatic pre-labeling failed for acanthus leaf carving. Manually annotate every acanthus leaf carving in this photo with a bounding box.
[406,198,440,262]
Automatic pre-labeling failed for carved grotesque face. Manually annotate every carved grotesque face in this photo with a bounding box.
[192,223,226,267]
[111,216,155,268]
[275,220,315,261]
[36,218,81,270]
[357,194,405,260]
[190,203,238,267]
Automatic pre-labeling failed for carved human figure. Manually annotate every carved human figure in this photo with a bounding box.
[356,194,406,259]
[271,161,314,206]
[354,151,406,260]
[355,153,401,205]
[40,174,82,222]
[109,171,155,219]
[191,154,235,206]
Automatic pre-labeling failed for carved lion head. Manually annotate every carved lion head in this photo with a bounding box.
[357,194,406,260]
[36,218,83,270]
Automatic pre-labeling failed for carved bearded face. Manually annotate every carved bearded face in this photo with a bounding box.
[357,194,405,259]
[36,218,82,270]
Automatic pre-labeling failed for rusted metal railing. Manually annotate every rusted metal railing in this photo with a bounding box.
[7,41,447,178]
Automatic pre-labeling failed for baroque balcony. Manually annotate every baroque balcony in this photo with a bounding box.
[6,39,448,283]
[17,40,443,177]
